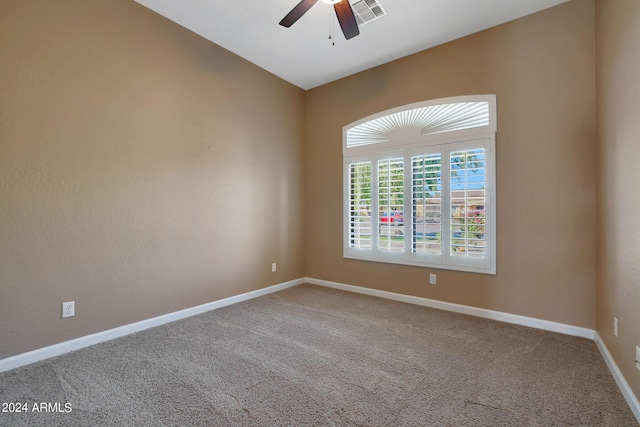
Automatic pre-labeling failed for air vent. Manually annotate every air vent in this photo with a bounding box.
[351,0,387,26]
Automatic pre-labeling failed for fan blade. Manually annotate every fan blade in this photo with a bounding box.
[279,0,319,27]
[334,1,359,40]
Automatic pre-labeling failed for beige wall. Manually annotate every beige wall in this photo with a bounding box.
[596,0,640,401]
[0,0,305,359]
[305,1,597,327]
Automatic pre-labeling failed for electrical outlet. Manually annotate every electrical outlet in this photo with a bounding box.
[62,301,75,318]
[271,263,277,273]
[635,346,640,372]
[429,274,436,285]
[614,317,618,337]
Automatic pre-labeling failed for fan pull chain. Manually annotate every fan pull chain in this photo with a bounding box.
[329,9,335,46]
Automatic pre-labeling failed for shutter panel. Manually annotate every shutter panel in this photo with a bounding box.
[377,157,404,252]
[411,153,442,255]
[449,148,486,259]
[348,161,372,250]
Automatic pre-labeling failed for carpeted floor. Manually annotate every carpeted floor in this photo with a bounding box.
[0,284,637,426]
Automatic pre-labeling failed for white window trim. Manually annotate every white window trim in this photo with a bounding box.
[343,95,497,274]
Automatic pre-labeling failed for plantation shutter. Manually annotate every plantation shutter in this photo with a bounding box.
[411,153,442,256]
[348,161,372,250]
[377,157,404,252]
[343,96,496,274]
[449,145,487,265]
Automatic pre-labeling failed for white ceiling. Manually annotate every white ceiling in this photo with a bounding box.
[134,0,568,90]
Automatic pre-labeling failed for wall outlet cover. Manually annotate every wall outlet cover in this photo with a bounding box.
[62,301,75,318]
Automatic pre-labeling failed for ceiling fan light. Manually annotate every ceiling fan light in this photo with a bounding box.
[321,0,342,4]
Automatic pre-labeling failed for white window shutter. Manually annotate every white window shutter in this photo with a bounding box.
[411,153,442,256]
[377,157,404,253]
[343,95,496,274]
[347,161,372,250]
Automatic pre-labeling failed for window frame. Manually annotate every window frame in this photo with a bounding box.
[343,95,497,274]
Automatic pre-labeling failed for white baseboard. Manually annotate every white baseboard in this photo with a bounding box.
[594,332,640,423]
[305,277,595,339]
[3,275,638,424]
[0,278,304,374]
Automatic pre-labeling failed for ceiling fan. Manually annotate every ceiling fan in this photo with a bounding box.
[279,0,360,40]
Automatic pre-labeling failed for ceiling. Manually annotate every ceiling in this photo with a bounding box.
[134,0,568,90]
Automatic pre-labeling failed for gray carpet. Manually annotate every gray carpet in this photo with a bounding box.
[0,284,637,426]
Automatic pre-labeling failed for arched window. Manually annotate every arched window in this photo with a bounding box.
[343,95,496,274]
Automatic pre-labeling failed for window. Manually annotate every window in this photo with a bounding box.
[343,95,496,274]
